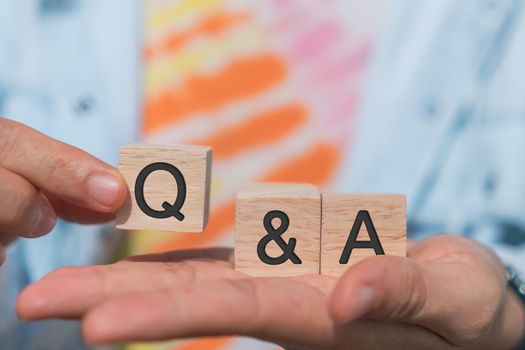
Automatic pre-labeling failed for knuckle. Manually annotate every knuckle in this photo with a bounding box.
[427,234,470,251]
[451,274,504,346]
[0,118,22,162]
[468,317,494,341]
[3,184,38,228]
[166,262,197,284]
[232,279,262,332]
[364,257,427,321]
[401,264,428,319]
[457,315,494,345]
[45,151,90,192]
[429,238,484,266]
[98,265,113,299]
[466,286,503,340]
[385,260,427,320]
[445,250,480,266]
[234,278,259,298]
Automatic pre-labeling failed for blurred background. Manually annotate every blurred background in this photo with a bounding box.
[132,1,388,348]
[2,0,524,349]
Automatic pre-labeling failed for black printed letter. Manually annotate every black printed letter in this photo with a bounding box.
[339,210,385,264]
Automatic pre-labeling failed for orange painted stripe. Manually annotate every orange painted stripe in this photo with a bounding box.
[261,142,340,184]
[149,202,236,254]
[145,11,251,60]
[149,142,341,253]
[174,337,232,350]
[143,54,287,133]
[192,104,308,159]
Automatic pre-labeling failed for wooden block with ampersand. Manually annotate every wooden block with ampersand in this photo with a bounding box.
[235,183,321,277]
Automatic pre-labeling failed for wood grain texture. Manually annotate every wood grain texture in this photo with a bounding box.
[321,194,406,277]
[235,183,321,277]
[116,144,212,232]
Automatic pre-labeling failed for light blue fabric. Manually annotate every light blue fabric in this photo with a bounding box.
[0,0,524,349]
[339,0,525,272]
[0,1,141,349]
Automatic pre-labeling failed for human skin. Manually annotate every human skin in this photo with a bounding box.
[17,235,525,350]
[0,117,127,262]
[1,118,523,349]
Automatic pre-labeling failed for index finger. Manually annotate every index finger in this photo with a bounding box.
[0,118,126,211]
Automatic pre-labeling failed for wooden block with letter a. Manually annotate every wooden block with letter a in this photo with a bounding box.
[235,183,321,277]
[321,194,406,277]
[116,144,212,232]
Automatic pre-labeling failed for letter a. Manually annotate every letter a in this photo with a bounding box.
[339,210,385,264]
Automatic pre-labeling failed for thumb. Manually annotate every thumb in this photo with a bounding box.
[329,256,427,324]
[328,255,504,347]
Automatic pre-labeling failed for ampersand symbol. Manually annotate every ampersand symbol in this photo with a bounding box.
[257,210,302,265]
[134,162,187,221]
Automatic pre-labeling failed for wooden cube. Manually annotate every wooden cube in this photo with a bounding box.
[321,194,406,276]
[235,183,321,277]
[116,144,212,232]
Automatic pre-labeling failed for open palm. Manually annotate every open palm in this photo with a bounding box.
[17,235,519,349]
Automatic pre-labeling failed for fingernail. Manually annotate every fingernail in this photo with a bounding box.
[30,197,57,238]
[345,287,376,323]
[32,216,57,238]
[87,174,122,208]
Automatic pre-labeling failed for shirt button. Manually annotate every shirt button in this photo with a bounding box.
[422,99,440,120]
[484,172,497,194]
[40,0,75,13]
[74,95,94,117]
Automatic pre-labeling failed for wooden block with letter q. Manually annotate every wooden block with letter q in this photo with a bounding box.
[235,183,321,277]
[116,144,212,232]
[321,194,406,277]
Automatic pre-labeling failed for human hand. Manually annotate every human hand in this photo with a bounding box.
[0,118,127,263]
[17,235,525,349]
